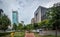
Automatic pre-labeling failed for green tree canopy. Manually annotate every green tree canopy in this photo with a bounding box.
[13,23,17,30]
[23,24,33,31]
[33,23,39,29]
[0,14,11,31]
[38,19,53,30]
[25,24,33,30]
[17,23,23,30]
[47,6,60,29]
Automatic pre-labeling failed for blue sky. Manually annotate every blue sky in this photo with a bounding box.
[0,0,60,24]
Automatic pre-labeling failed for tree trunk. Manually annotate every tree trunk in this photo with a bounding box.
[55,26,57,37]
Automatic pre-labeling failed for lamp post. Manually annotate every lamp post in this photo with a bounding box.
[0,9,3,30]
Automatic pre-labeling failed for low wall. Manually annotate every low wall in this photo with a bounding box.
[39,30,60,35]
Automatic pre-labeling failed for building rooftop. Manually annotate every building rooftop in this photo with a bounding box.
[34,6,48,15]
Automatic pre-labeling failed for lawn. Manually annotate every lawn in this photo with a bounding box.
[14,32,25,37]
[14,32,60,37]
[34,33,42,37]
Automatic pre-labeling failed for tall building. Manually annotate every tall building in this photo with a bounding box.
[21,21,24,26]
[12,11,18,25]
[34,6,48,23]
[31,18,35,24]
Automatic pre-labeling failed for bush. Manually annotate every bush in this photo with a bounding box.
[0,32,11,36]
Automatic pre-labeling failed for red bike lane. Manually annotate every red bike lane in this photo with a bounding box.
[25,33,35,37]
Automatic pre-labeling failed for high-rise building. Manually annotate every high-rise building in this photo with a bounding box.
[21,21,24,26]
[31,18,35,24]
[12,11,18,25]
[34,6,48,23]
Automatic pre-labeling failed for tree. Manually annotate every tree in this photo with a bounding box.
[47,6,60,37]
[38,19,53,30]
[0,14,11,31]
[13,23,17,30]
[26,24,33,30]
[33,23,39,29]
[23,24,33,31]
[47,6,60,29]
[17,23,23,30]
[0,9,11,31]
[24,24,33,32]
[23,25,27,30]
[0,9,3,16]
[38,20,46,28]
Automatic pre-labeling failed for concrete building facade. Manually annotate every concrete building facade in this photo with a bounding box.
[31,18,35,24]
[34,6,48,23]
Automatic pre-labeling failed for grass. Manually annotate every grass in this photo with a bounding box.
[35,32,42,37]
[14,32,25,37]
[14,32,60,37]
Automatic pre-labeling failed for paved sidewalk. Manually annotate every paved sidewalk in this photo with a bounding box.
[25,33,35,37]
[39,30,60,35]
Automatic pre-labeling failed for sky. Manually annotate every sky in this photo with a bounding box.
[0,0,60,24]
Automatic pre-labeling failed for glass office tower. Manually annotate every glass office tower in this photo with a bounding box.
[12,11,18,25]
